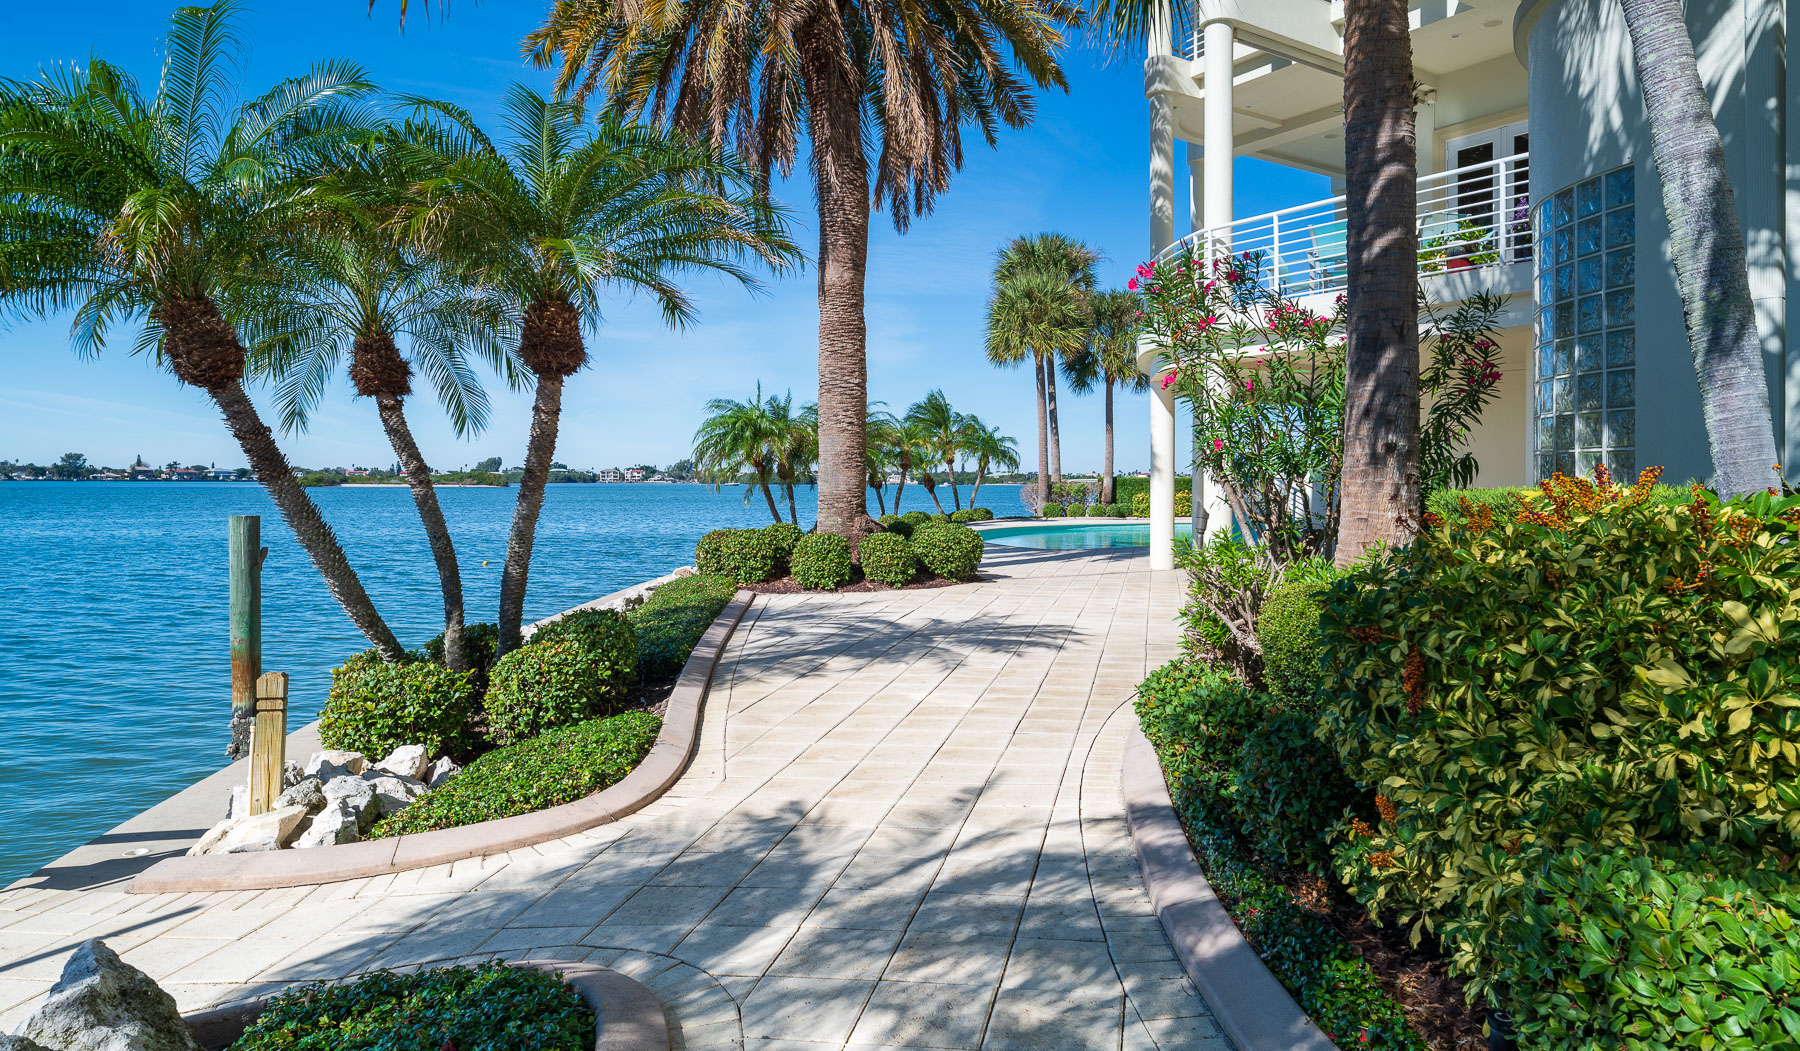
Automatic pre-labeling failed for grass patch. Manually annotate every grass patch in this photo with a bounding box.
[228,962,593,1051]
[628,573,737,680]
[370,711,661,838]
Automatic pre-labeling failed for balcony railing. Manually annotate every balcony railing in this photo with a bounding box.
[1156,151,1532,301]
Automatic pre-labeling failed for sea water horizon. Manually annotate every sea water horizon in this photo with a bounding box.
[0,479,1024,885]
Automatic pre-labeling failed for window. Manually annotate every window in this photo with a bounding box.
[1532,166,1635,480]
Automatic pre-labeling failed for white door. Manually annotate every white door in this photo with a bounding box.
[1443,122,1531,263]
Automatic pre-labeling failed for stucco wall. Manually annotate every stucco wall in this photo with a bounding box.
[1521,0,1788,486]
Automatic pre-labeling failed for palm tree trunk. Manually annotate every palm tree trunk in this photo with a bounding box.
[895,452,910,512]
[1045,357,1063,484]
[759,469,782,523]
[1619,0,1778,495]
[1335,0,1421,567]
[805,32,873,540]
[498,373,564,655]
[374,392,469,671]
[972,463,987,508]
[1102,379,1116,505]
[944,460,962,510]
[871,481,887,515]
[210,382,405,661]
[924,478,945,513]
[1034,352,1050,507]
[786,479,800,526]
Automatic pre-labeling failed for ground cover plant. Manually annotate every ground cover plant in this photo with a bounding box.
[628,573,736,680]
[371,711,661,837]
[228,961,594,1051]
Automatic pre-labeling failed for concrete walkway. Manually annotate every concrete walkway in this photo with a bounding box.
[0,546,1228,1050]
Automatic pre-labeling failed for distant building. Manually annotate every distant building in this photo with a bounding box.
[164,468,200,481]
[207,468,237,481]
[128,466,158,481]
[597,468,624,483]
[624,467,647,482]
[93,471,127,481]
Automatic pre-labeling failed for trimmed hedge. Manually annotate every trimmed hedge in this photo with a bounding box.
[900,510,932,527]
[629,573,736,680]
[228,961,594,1051]
[762,521,804,570]
[791,532,853,590]
[320,652,477,761]
[857,532,918,587]
[694,528,779,584]
[1112,476,1188,509]
[370,711,661,837]
[950,507,994,522]
[419,621,500,680]
[910,521,984,581]
[1130,490,1192,518]
[1040,501,1066,517]
[483,634,632,748]
[1255,571,1342,712]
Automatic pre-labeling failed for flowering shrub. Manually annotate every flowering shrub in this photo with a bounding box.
[1318,467,1800,995]
[1134,249,1506,558]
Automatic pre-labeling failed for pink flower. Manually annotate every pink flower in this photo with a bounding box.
[1204,279,1217,293]
[1212,438,1223,452]
[1473,338,1497,351]
[1244,378,1255,392]
[1127,277,1139,291]
[1197,315,1219,331]
[1160,373,1178,390]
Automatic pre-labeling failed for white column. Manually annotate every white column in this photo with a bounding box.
[1150,381,1178,570]
[1201,21,1235,240]
[1187,149,1204,236]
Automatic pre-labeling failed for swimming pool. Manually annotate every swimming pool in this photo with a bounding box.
[981,521,1195,550]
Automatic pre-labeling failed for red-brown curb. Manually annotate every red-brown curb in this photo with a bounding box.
[125,593,755,894]
[1123,724,1339,1050]
[183,960,668,1051]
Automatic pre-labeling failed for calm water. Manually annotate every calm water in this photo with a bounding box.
[0,480,1024,884]
[983,521,1194,550]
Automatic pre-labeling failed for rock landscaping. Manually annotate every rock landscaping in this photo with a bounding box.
[16,940,201,1051]
[190,744,462,855]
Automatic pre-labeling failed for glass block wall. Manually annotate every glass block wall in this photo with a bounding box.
[1533,166,1636,480]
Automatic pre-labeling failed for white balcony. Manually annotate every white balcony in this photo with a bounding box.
[1155,151,1532,301]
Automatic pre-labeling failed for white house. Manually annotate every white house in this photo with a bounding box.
[1139,0,1790,567]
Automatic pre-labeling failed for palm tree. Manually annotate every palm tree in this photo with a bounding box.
[904,390,970,511]
[526,0,1077,542]
[864,408,903,515]
[986,237,1095,506]
[0,0,407,661]
[1063,289,1147,505]
[1617,0,1777,495]
[252,192,518,673]
[767,392,819,527]
[695,385,785,524]
[398,88,798,654]
[962,418,1020,509]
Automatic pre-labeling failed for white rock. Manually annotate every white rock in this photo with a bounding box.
[20,939,203,1051]
[191,805,309,855]
[323,776,377,831]
[225,785,248,822]
[281,761,304,790]
[0,1034,55,1051]
[375,744,429,781]
[292,800,361,848]
[304,749,368,781]
[366,775,424,817]
[275,777,326,814]
[424,755,462,788]
[186,820,234,857]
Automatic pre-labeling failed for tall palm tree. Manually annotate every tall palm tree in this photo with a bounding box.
[1063,289,1146,505]
[1618,0,1777,495]
[527,0,1078,541]
[399,88,799,654]
[252,199,518,673]
[961,418,1020,508]
[904,389,969,511]
[891,419,925,514]
[695,385,785,523]
[986,237,1095,506]
[0,0,407,661]
[767,392,819,527]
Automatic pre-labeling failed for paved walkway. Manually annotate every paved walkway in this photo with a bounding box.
[0,546,1227,1050]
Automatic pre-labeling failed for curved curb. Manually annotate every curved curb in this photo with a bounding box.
[126,592,756,894]
[1123,724,1339,1051]
[183,960,669,1051]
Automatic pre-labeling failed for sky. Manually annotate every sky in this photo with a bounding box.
[0,1,1329,476]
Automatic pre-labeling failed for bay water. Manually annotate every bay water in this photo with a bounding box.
[0,479,1022,884]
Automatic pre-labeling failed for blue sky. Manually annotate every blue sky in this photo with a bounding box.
[0,2,1328,474]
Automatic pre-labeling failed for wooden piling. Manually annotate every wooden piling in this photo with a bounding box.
[228,516,263,759]
[248,672,288,816]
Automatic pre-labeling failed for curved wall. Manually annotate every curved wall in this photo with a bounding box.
[1519,0,1789,486]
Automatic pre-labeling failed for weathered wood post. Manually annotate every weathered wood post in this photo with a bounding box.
[227,515,264,759]
[248,672,289,816]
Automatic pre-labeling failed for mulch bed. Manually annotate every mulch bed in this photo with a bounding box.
[1280,871,1487,1050]
[743,573,969,595]
[618,677,679,719]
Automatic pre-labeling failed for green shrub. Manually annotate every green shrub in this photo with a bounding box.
[1112,476,1188,510]
[694,528,778,584]
[909,521,984,581]
[321,652,477,761]
[418,622,500,679]
[1424,483,1689,525]
[372,711,660,837]
[857,532,918,587]
[1105,502,1127,517]
[228,961,594,1051]
[1040,501,1066,517]
[1232,710,1358,873]
[900,510,931,527]
[931,512,950,522]
[879,514,914,538]
[1488,848,1800,1049]
[1134,659,1266,777]
[628,573,736,681]
[762,521,804,570]
[1255,571,1342,712]
[531,607,638,679]
[1175,534,1266,667]
[483,636,632,747]
[791,532,853,590]
[1129,493,1149,517]
[1318,477,1800,992]
[1127,490,1192,518]
[954,507,994,522]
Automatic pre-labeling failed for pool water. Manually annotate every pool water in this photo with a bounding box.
[981,521,1195,550]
